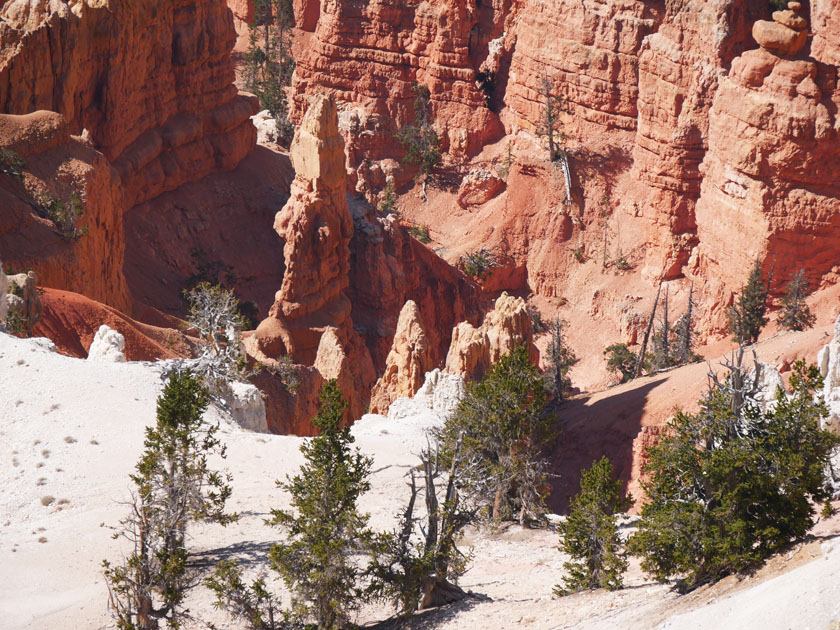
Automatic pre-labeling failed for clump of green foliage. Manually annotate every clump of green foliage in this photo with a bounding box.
[409,224,432,244]
[629,358,840,592]
[459,248,499,281]
[244,0,296,143]
[0,148,26,179]
[395,82,442,179]
[604,343,637,384]
[39,191,88,240]
[528,304,547,335]
[377,180,398,215]
[778,268,815,332]
[728,258,770,345]
[555,457,633,596]
[438,345,553,524]
[104,371,235,630]
[269,381,374,629]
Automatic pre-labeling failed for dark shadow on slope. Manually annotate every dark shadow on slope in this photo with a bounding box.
[363,597,482,629]
[189,540,275,571]
[547,377,667,514]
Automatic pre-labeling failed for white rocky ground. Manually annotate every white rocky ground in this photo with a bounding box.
[1,332,839,630]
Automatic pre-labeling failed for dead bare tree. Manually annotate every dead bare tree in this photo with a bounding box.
[633,282,662,380]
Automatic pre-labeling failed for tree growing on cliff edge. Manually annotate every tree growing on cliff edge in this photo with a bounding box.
[604,343,637,384]
[629,359,839,592]
[779,268,816,332]
[536,73,568,162]
[728,258,771,345]
[438,345,553,524]
[245,0,295,143]
[104,371,236,630]
[544,318,578,401]
[555,457,633,596]
[269,381,374,629]
[395,82,442,199]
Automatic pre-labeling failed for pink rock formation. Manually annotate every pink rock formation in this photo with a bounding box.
[0,0,257,208]
[251,93,376,424]
[690,44,840,330]
[457,169,505,208]
[753,2,809,57]
[369,300,435,415]
[445,292,539,381]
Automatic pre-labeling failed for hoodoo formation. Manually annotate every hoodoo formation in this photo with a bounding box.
[2,0,840,628]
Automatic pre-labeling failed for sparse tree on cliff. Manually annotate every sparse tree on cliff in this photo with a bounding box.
[395,82,442,199]
[544,318,578,401]
[728,259,771,345]
[629,358,839,592]
[779,269,816,332]
[536,73,567,162]
[104,371,235,630]
[672,282,699,365]
[604,343,637,384]
[555,457,633,596]
[438,345,553,524]
[269,381,374,629]
[245,0,295,143]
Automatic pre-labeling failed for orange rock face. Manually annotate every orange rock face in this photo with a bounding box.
[445,292,539,381]
[369,300,435,415]
[0,111,131,312]
[690,45,840,329]
[0,0,257,208]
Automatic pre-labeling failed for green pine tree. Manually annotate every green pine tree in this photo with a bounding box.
[269,381,373,629]
[555,457,633,595]
[544,318,578,401]
[438,345,552,524]
[604,343,636,383]
[779,269,816,332]
[395,82,442,196]
[104,370,235,630]
[728,259,770,345]
[629,360,839,592]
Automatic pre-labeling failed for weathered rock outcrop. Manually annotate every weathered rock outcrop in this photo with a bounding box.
[0,0,257,209]
[753,2,808,57]
[445,292,538,381]
[818,313,840,435]
[690,42,840,329]
[369,300,435,415]
[86,324,126,362]
[291,0,503,179]
[251,94,376,425]
[0,111,131,311]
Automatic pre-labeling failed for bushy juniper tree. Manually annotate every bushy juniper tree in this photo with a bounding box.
[544,318,578,401]
[269,381,374,629]
[368,439,475,617]
[604,343,636,384]
[728,259,770,345]
[104,371,235,630]
[555,457,633,595]
[779,268,816,332]
[629,358,839,592]
[438,345,552,524]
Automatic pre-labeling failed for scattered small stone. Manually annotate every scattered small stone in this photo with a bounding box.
[64,436,77,444]
[35,462,44,468]
[16,359,25,366]
[36,477,46,486]
[57,498,70,505]
[41,496,55,506]
[33,439,40,445]
[41,449,50,458]
[90,439,99,446]
[12,457,19,467]
[37,537,47,544]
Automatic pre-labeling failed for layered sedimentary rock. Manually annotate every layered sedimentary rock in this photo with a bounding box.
[369,300,435,415]
[291,0,503,175]
[504,0,662,136]
[0,111,131,311]
[0,0,257,208]
[631,0,761,279]
[445,292,538,381]
[690,39,840,328]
